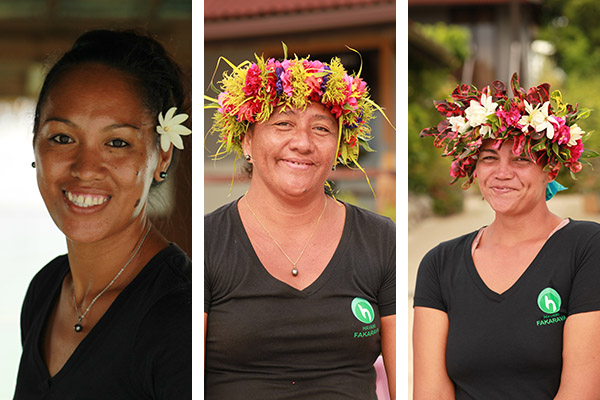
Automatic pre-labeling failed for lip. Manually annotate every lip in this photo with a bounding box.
[280,158,315,170]
[490,186,517,194]
[63,190,111,212]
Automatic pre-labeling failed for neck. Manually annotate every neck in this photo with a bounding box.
[66,215,153,299]
[244,184,331,227]
[487,202,562,246]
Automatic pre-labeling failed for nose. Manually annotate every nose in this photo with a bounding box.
[70,144,107,181]
[494,159,514,179]
[288,123,314,153]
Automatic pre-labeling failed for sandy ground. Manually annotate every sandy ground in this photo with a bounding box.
[406,193,600,399]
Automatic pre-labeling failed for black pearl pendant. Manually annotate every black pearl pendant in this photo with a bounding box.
[291,267,298,276]
[74,323,83,333]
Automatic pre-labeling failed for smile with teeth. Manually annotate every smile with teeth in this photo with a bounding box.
[285,160,312,166]
[65,191,110,208]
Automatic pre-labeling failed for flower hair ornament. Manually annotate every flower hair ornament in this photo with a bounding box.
[420,73,597,198]
[156,107,192,152]
[204,43,394,193]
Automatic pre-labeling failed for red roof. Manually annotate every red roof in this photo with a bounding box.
[205,0,394,20]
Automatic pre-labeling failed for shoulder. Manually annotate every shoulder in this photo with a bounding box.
[343,202,395,242]
[563,219,600,236]
[133,245,191,346]
[420,230,478,266]
[25,254,69,303]
[204,199,238,227]
[345,202,395,228]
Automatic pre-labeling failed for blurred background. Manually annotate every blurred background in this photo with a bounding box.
[0,1,190,396]
[204,0,396,220]
[408,0,600,396]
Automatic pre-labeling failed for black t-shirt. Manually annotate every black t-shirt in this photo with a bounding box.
[204,199,396,399]
[14,244,192,400]
[414,219,600,399]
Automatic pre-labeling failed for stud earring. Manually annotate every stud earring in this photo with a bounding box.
[244,154,251,161]
[159,171,167,179]
[31,162,36,168]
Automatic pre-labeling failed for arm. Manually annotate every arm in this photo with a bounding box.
[554,311,600,400]
[413,306,455,400]
[381,314,396,399]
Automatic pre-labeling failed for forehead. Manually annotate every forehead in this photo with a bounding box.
[41,63,147,121]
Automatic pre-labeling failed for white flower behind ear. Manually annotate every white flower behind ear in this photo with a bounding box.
[156,107,192,152]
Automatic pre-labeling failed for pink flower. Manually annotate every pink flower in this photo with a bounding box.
[243,63,262,96]
[551,117,570,145]
[305,75,323,95]
[495,107,522,132]
[217,92,233,114]
[568,139,584,163]
[281,68,293,97]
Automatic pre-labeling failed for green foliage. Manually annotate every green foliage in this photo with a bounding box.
[537,0,600,190]
[408,58,467,215]
[417,22,472,63]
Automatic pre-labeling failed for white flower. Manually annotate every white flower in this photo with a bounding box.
[519,101,557,139]
[464,92,498,128]
[448,116,470,134]
[569,123,585,146]
[156,107,192,152]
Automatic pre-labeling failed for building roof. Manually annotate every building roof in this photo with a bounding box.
[205,0,394,20]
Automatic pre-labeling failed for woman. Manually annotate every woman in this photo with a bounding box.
[204,49,396,399]
[414,74,600,399]
[13,30,191,398]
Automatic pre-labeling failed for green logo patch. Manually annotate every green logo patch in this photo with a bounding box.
[537,287,561,314]
[351,297,374,324]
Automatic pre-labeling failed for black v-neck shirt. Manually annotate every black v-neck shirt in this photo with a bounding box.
[414,219,600,399]
[204,199,396,399]
[14,244,191,399]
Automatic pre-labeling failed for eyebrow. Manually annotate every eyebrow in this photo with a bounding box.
[43,117,141,131]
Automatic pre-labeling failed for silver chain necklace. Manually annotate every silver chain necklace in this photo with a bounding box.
[71,222,152,333]
[245,196,327,277]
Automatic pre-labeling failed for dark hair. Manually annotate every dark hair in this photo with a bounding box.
[33,29,190,184]
[34,29,188,133]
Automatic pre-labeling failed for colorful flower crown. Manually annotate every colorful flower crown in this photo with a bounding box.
[420,73,595,188]
[204,44,393,177]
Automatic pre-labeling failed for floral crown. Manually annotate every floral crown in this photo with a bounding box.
[420,73,595,188]
[204,44,393,178]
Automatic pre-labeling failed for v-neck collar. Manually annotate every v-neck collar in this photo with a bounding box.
[34,245,174,383]
[466,219,571,301]
[233,197,351,296]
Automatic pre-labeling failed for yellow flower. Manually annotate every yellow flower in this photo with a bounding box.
[156,107,192,152]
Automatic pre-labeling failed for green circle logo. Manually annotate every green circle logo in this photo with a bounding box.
[537,288,562,314]
[351,297,375,324]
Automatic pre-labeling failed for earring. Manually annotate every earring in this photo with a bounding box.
[159,171,167,179]
[244,154,251,161]
[31,162,36,168]
[331,164,336,171]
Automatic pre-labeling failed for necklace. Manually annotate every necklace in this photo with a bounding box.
[245,196,327,277]
[71,222,152,333]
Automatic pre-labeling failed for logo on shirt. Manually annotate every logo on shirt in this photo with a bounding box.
[537,287,561,314]
[351,297,379,339]
[536,287,566,327]
[351,297,375,324]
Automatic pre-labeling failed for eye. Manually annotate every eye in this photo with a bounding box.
[50,134,74,144]
[314,125,332,135]
[107,138,129,148]
[514,157,531,163]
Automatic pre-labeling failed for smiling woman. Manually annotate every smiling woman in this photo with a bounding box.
[413,74,600,399]
[204,49,396,399]
[13,30,191,399]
